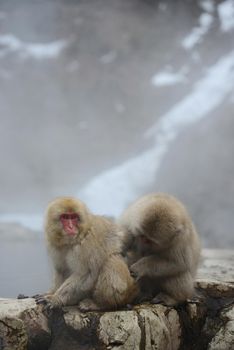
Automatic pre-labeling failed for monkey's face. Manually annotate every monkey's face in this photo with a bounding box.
[141,216,179,252]
[45,197,90,246]
[59,213,80,236]
[137,234,157,255]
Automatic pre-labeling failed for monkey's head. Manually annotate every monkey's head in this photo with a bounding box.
[140,205,186,252]
[45,197,91,247]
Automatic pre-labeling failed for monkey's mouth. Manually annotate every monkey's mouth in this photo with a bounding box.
[65,227,78,236]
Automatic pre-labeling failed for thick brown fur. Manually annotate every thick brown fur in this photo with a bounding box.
[118,193,201,306]
[38,197,138,311]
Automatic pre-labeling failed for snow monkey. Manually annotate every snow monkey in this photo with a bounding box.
[35,197,138,311]
[118,193,201,306]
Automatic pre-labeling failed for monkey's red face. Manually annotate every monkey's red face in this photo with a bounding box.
[60,213,80,236]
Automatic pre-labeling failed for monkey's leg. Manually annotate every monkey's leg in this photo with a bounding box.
[152,293,179,306]
[136,276,160,303]
[78,299,101,312]
[155,273,194,306]
[93,255,138,310]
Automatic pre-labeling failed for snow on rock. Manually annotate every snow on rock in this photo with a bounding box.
[218,0,234,33]
[78,50,234,217]
[182,13,213,50]
[151,67,188,87]
[0,214,43,232]
[0,34,68,59]
[199,0,215,13]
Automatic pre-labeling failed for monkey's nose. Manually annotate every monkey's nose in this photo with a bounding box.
[68,219,73,228]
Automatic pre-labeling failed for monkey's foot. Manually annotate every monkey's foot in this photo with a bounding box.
[151,293,178,306]
[129,263,142,281]
[129,269,138,279]
[136,295,152,303]
[126,303,134,310]
[78,299,100,312]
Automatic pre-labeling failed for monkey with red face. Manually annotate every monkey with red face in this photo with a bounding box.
[35,197,138,311]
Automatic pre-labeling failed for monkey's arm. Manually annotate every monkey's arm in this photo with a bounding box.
[36,271,97,308]
[49,268,67,293]
[130,255,187,279]
[56,271,96,303]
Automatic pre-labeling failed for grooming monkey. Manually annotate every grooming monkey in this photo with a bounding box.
[118,193,201,306]
[35,197,138,311]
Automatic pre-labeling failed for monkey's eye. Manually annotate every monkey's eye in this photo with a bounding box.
[60,213,79,221]
[70,213,79,220]
[60,214,69,220]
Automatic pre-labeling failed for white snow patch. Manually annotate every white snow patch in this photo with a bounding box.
[158,2,168,12]
[0,214,43,231]
[77,51,234,217]
[182,13,213,50]
[151,67,188,86]
[0,34,68,59]
[218,0,234,32]
[200,0,215,13]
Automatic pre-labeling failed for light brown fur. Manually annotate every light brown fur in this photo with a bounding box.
[118,193,201,306]
[39,197,138,311]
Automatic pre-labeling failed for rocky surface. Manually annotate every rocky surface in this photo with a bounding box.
[0,249,234,350]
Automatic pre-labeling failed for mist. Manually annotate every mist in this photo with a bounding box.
[0,0,234,297]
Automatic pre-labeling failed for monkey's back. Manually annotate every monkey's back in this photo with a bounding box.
[119,193,189,232]
[119,192,201,263]
[89,214,124,255]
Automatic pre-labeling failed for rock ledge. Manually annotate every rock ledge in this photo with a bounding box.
[0,249,234,350]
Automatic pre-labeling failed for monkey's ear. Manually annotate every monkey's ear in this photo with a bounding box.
[174,224,186,236]
[175,227,182,234]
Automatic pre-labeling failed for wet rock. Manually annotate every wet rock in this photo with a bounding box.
[0,298,50,350]
[206,305,234,350]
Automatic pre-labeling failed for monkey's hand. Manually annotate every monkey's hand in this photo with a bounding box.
[130,261,145,281]
[35,294,63,312]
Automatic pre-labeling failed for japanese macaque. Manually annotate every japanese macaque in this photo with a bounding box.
[118,193,201,306]
[35,197,138,312]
